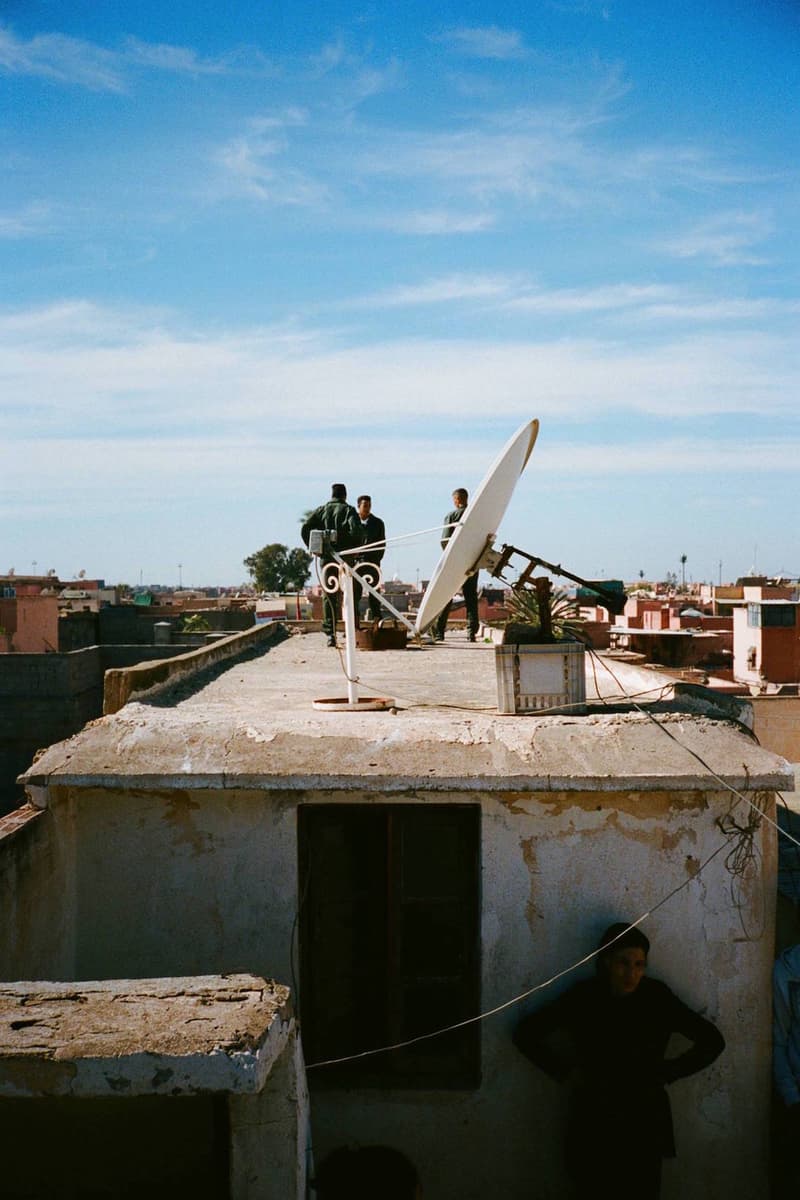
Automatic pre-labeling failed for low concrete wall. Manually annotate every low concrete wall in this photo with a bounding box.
[750,695,800,763]
[103,622,284,714]
[0,803,76,980]
[60,607,256,651]
[0,649,104,814]
[0,634,283,813]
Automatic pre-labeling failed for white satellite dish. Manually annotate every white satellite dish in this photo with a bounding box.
[414,418,539,635]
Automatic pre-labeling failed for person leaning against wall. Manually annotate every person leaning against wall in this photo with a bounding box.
[513,922,725,1200]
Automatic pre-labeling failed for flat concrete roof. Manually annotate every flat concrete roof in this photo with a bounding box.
[21,629,792,794]
[0,974,291,1098]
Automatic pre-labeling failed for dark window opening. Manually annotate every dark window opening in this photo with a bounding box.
[298,804,480,1088]
[748,603,796,628]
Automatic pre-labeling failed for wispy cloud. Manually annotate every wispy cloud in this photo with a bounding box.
[121,37,230,76]
[342,274,800,326]
[358,106,747,214]
[379,209,496,235]
[212,112,329,207]
[436,26,530,60]
[0,23,236,91]
[304,37,403,110]
[505,282,678,314]
[0,25,126,90]
[657,210,773,265]
[536,436,800,475]
[348,274,516,308]
[0,201,54,239]
[2,301,797,440]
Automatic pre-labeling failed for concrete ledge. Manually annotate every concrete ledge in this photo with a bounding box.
[0,974,293,1099]
[103,623,282,715]
[0,804,45,844]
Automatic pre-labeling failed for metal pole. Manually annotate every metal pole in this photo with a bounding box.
[341,567,359,706]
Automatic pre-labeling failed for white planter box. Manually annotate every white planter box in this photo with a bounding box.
[495,640,586,715]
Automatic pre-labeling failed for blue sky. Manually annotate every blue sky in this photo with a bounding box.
[2,0,798,587]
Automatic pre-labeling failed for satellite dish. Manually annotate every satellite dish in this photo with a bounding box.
[414,418,539,635]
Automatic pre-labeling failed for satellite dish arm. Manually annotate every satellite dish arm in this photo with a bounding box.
[484,544,627,615]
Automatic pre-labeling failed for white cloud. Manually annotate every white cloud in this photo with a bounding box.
[0,201,54,238]
[212,112,329,207]
[633,298,798,323]
[357,107,748,213]
[345,275,799,328]
[0,23,238,91]
[657,210,773,266]
[505,283,679,314]
[1,302,797,446]
[437,26,529,60]
[0,25,126,90]
[379,209,496,234]
[122,37,230,76]
[349,274,517,308]
[534,437,800,475]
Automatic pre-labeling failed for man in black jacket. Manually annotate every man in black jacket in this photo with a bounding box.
[434,488,479,642]
[301,484,359,645]
[353,495,386,625]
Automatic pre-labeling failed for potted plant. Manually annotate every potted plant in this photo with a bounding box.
[496,577,587,714]
[503,577,586,644]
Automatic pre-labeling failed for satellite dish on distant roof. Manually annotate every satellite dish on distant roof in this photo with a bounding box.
[414,418,539,635]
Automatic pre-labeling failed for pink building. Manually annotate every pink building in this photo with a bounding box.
[733,600,800,686]
[0,594,60,653]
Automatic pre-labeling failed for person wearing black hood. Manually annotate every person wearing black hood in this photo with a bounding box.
[513,923,725,1199]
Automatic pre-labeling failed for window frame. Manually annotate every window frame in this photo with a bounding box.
[298,803,482,1090]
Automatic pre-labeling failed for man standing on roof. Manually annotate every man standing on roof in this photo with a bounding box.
[301,484,359,647]
[433,487,479,642]
[353,495,386,626]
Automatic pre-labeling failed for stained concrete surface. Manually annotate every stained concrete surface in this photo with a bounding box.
[0,974,291,1098]
[21,629,793,796]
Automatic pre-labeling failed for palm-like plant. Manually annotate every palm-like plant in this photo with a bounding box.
[504,577,585,644]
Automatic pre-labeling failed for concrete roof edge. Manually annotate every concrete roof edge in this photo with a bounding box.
[20,769,794,794]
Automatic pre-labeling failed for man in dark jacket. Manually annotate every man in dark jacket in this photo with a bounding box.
[301,484,359,645]
[434,488,479,642]
[353,495,386,625]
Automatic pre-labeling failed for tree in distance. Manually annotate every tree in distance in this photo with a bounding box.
[244,544,312,593]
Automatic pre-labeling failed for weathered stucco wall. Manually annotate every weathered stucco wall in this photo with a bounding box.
[72,787,298,982]
[0,802,76,980]
[751,695,800,763]
[57,782,775,1200]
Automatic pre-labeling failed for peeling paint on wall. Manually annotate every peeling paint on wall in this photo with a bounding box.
[519,836,543,933]
[162,794,212,857]
[499,789,711,818]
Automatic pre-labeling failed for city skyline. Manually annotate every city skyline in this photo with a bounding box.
[2,1,798,586]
